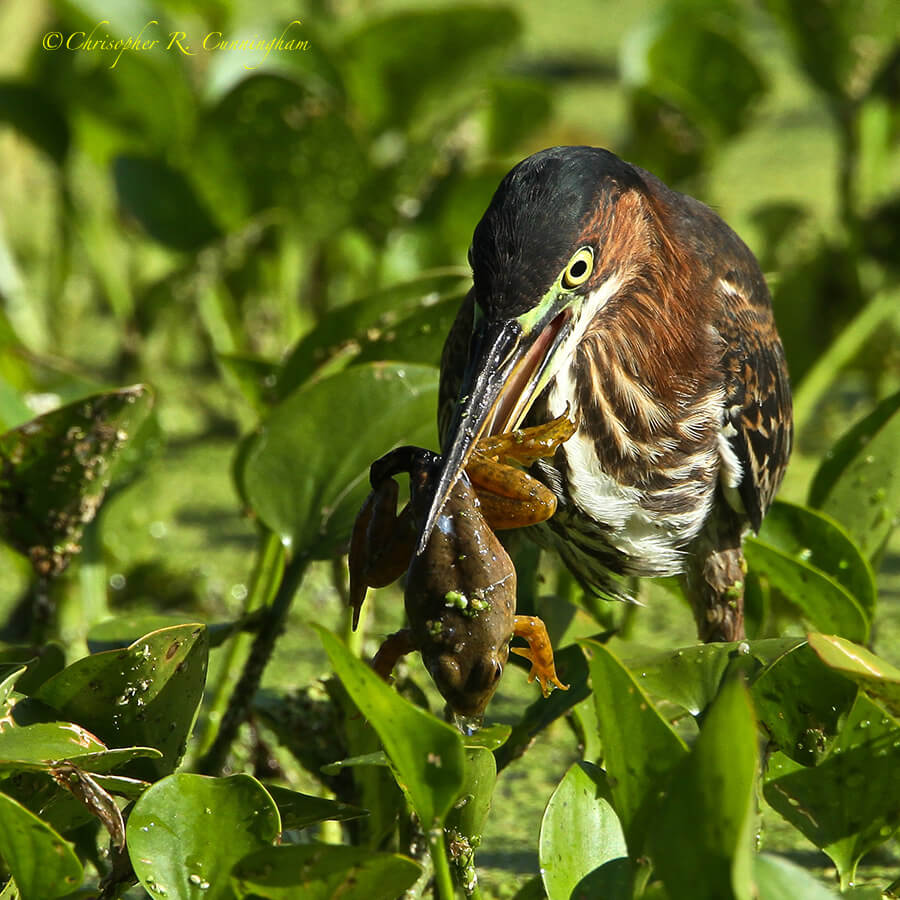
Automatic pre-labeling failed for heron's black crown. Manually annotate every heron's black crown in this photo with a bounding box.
[471,146,645,319]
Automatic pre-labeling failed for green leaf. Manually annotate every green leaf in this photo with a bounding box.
[318,627,465,827]
[751,642,857,765]
[113,156,222,252]
[0,721,105,766]
[753,853,839,899]
[231,844,422,900]
[0,385,153,577]
[650,678,758,900]
[757,501,876,619]
[0,792,82,900]
[744,538,868,641]
[761,0,896,100]
[340,8,520,131]
[614,638,803,716]
[807,632,900,718]
[764,694,900,889]
[539,762,630,900]
[584,640,688,855]
[446,748,496,841]
[0,81,69,164]
[276,272,468,397]
[127,773,280,900]
[622,8,765,141]
[241,363,438,559]
[262,784,367,830]
[36,624,208,780]
[808,389,900,559]
[0,643,66,695]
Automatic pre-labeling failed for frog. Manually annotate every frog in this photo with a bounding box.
[348,412,576,720]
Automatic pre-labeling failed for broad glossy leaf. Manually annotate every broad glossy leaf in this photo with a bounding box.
[758,501,876,618]
[262,784,367,830]
[113,156,221,252]
[463,724,510,752]
[808,633,900,718]
[241,363,438,558]
[650,678,757,900]
[753,853,839,899]
[808,389,900,559]
[231,844,421,900]
[319,627,465,827]
[128,773,280,900]
[615,638,803,716]
[539,762,630,900]
[276,272,468,397]
[751,642,857,765]
[446,748,496,842]
[744,538,868,640]
[36,625,208,779]
[0,385,153,576]
[0,81,69,164]
[585,640,687,855]
[0,792,82,900]
[0,721,105,767]
[341,8,519,131]
[764,694,900,888]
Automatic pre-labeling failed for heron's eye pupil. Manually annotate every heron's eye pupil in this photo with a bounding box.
[562,247,594,289]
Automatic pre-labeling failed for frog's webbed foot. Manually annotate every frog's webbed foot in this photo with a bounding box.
[511,615,569,697]
[372,629,416,680]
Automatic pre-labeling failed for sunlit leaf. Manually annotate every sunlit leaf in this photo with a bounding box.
[318,627,465,828]
[584,640,687,855]
[127,773,280,900]
[764,694,900,889]
[744,538,868,641]
[808,389,900,560]
[0,721,105,767]
[753,852,839,899]
[0,385,153,577]
[36,624,208,779]
[614,637,802,716]
[241,363,438,559]
[0,792,82,900]
[808,632,900,718]
[650,678,757,900]
[539,762,631,900]
[276,272,467,397]
[231,844,421,900]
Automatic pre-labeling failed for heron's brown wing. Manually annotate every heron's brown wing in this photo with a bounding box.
[437,289,475,451]
[716,277,793,532]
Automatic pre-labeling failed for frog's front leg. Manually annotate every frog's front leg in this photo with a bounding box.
[348,476,416,629]
[511,615,569,697]
[466,412,577,530]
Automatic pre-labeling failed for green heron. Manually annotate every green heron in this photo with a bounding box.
[421,146,792,642]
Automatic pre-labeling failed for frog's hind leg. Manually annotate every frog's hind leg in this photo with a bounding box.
[372,628,416,680]
[511,615,569,697]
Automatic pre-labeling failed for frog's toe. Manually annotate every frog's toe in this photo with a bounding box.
[510,647,568,697]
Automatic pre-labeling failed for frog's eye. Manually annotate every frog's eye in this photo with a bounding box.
[562,247,594,290]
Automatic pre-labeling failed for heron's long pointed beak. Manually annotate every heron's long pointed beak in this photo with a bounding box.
[416,308,571,554]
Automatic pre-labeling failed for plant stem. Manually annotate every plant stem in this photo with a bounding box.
[197,549,307,775]
[429,828,457,900]
[193,529,285,760]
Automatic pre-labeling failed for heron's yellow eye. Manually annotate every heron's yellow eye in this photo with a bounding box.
[562,247,594,289]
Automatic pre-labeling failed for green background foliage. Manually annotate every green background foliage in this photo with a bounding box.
[0,0,898,897]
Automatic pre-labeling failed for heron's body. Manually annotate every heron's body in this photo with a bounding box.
[431,147,792,640]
